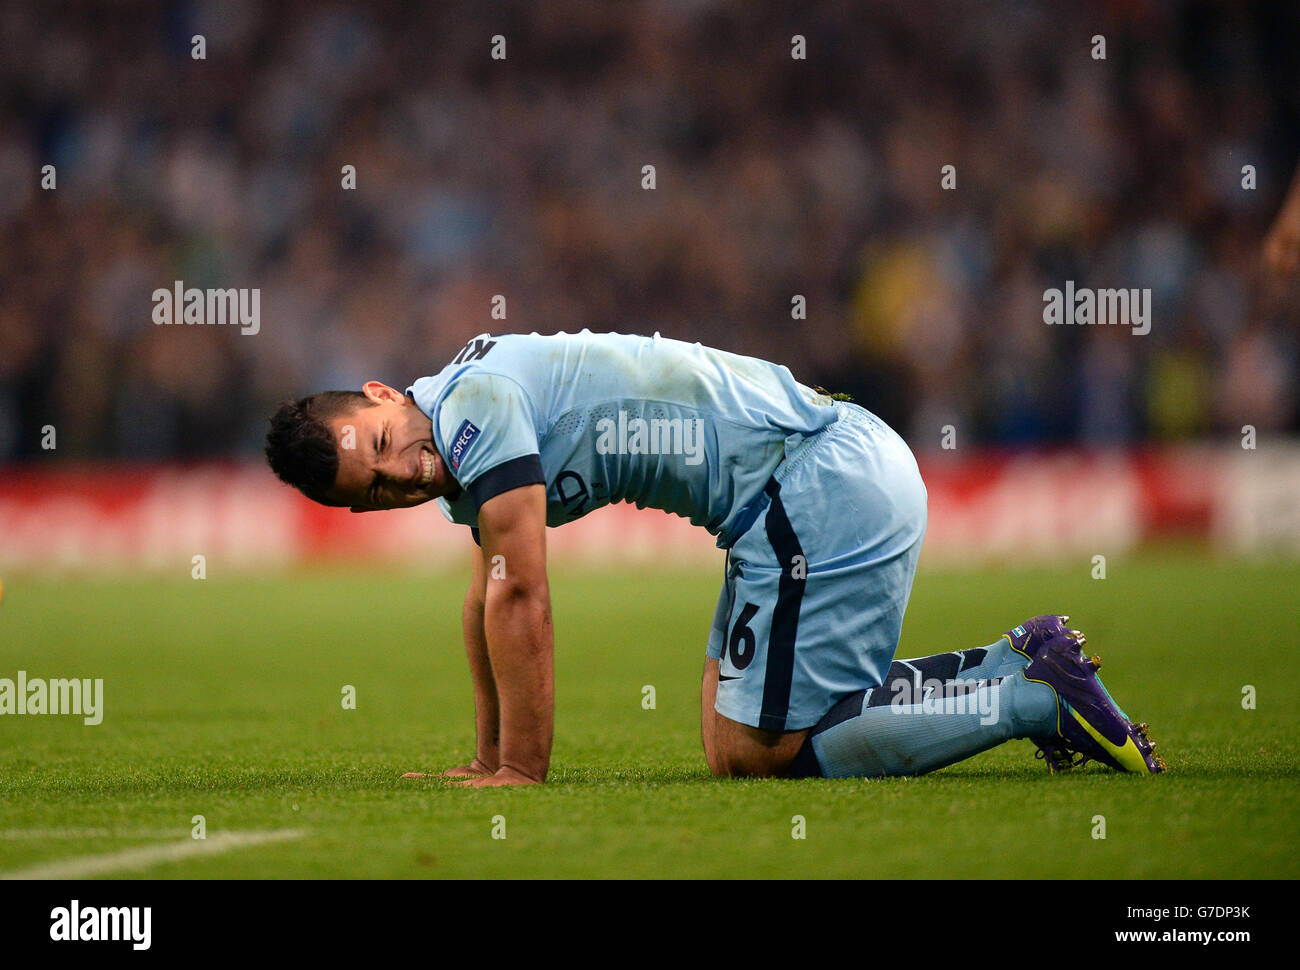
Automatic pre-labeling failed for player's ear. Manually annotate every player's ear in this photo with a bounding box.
[361,380,404,405]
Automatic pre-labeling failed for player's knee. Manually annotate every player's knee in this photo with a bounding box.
[708,724,801,778]
[711,758,766,779]
[713,749,787,779]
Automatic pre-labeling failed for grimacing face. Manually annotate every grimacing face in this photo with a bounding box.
[325,381,458,512]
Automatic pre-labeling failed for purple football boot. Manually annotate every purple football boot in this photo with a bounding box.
[1000,615,1099,771]
[1023,631,1165,774]
[1002,614,1076,663]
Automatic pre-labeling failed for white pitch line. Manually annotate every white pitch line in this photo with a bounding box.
[0,829,306,880]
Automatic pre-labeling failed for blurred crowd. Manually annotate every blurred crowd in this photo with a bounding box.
[1,0,1298,461]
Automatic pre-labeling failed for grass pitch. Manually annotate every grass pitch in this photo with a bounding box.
[0,552,1296,879]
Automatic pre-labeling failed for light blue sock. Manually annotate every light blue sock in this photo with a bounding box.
[893,635,1031,686]
[796,671,1058,779]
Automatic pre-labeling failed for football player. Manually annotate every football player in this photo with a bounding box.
[266,331,1163,786]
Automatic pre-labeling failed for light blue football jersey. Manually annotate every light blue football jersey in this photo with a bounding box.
[406,330,839,545]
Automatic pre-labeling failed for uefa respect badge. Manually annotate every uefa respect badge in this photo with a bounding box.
[449,420,481,471]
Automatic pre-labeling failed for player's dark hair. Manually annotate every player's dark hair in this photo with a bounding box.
[265,391,376,506]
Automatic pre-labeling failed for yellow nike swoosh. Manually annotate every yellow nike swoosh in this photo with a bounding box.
[1069,708,1152,773]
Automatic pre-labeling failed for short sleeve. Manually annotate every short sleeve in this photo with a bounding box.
[436,373,544,508]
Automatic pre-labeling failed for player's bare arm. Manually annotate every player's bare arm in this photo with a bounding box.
[441,551,498,779]
[455,483,553,788]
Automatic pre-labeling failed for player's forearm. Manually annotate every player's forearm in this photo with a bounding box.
[462,589,500,769]
[482,584,554,782]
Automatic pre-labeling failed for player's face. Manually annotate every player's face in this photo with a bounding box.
[325,381,456,512]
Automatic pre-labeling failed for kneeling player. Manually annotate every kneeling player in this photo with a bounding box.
[265,330,1163,786]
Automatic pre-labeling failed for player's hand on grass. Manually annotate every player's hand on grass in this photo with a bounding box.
[442,758,497,778]
[452,764,542,787]
[400,757,496,779]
